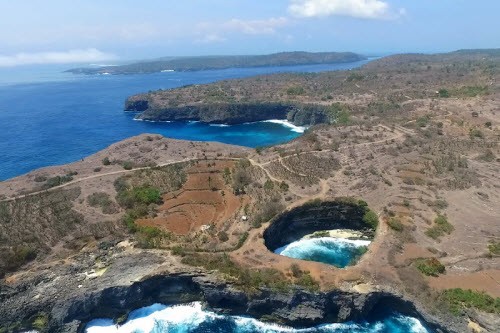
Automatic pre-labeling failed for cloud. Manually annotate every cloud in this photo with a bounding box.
[195,34,227,44]
[222,17,289,35]
[0,48,116,67]
[288,0,401,19]
[195,17,289,42]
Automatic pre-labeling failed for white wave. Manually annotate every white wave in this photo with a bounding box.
[209,123,230,127]
[275,237,371,256]
[85,301,429,333]
[262,119,307,133]
[160,69,175,72]
[86,302,217,333]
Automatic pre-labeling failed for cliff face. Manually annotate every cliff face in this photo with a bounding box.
[125,98,330,126]
[0,272,452,333]
[264,200,372,251]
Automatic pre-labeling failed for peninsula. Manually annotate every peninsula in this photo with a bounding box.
[66,51,366,75]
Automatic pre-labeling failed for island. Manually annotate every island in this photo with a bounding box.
[66,51,366,75]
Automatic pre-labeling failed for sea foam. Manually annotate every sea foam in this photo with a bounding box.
[85,301,429,333]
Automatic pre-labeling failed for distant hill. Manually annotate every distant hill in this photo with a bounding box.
[66,51,366,75]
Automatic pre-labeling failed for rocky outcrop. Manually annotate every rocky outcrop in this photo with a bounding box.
[264,200,373,251]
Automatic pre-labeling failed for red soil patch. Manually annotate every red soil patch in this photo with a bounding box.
[137,161,247,235]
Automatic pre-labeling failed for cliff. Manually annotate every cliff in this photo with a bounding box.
[126,99,330,126]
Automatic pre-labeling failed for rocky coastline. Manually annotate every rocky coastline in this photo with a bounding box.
[0,267,458,333]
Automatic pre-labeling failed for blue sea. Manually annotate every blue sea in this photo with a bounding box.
[85,302,430,333]
[0,60,373,181]
[275,237,371,268]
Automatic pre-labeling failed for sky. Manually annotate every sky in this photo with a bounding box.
[0,0,499,66]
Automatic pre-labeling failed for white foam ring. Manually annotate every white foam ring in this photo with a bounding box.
[84,301,429,333]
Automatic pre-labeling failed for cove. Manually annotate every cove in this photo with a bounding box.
[85,302,430,333]
[0,60,372,181]
[275,236,370,268]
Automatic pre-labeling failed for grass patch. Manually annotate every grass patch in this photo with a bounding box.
[441,288,500,315]
[425,215,454,240]
[415,258,445,276]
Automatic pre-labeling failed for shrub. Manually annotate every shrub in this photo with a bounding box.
[469,128,484,139]
[32,313,49,331]
[415,258,445,276]
[135,226,169,249]
[42,175,73,189]
[235,232,249,249]
[363,209,378,229]
[416,116,430,127]
[441,288,500,315]
[279,181,289,192]
[264,180,274,191]
[87,192,117,214]
[438,89,450,98]
[218,231,229,242]
[34,175,47,182]
[122,161,134,170]
[102,157,111,165]
[93,167,102,172]
[425,215,454,240]
[488,241,500,256]
[387,218,404,232]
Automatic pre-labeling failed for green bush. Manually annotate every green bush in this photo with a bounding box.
[387,218,404,232]
[425,215,454,240]
[218,231,229,242]
[122,161,134,170]
[32,313,49,331]
[469,128,484,139]
[415,258,445,276]
[363,209,379,229]
[42,175,73,189]
[438,89,450,98]
[441,288,500,315]
[488,241,500,256]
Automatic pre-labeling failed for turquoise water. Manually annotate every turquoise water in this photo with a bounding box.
[275,237,371,268]
[85,302,430,333]
[0,60,372,181]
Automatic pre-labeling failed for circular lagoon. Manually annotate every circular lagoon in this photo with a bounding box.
[264,200,376,267]
[275,235,370,268]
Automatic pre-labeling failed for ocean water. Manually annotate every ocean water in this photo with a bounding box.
[275,237,371,268]
[85,302,430,333]
[0,59,373,181]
